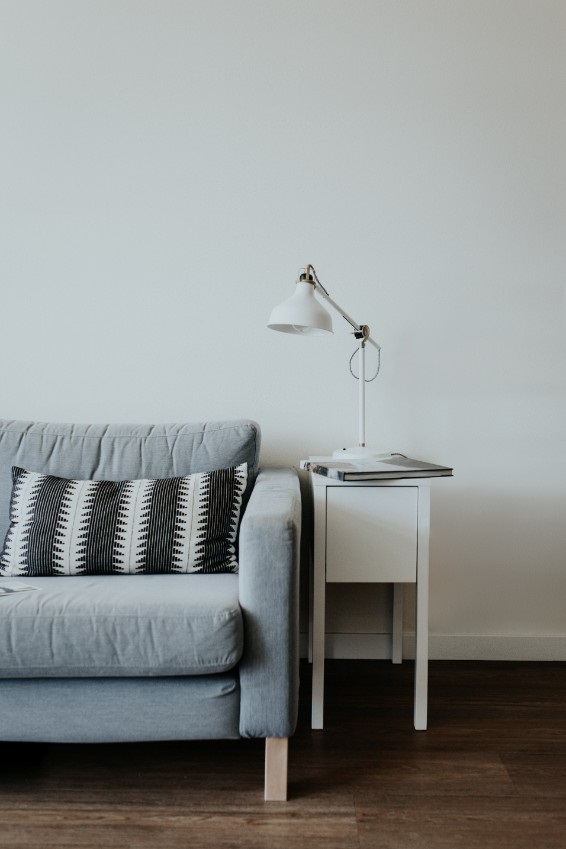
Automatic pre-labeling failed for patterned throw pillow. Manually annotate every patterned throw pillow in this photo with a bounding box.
[0,464,247,577]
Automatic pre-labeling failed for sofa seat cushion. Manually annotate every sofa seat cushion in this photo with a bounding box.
[0,575,243,677]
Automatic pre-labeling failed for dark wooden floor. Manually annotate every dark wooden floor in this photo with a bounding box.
[1,660,566,848]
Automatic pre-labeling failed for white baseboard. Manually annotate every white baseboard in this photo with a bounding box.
[300,632,566,661]
[427,634,566,661]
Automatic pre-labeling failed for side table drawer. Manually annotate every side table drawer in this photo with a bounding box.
[326,485,418,583]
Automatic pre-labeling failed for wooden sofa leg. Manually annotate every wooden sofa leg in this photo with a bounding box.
[264,737,288,801]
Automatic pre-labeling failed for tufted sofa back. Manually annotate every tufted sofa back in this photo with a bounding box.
[0,419,261,546]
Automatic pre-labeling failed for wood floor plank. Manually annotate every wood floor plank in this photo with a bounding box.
[357,800,566,849]
[0,812,361,849]
[0,820,360,848]
[500,752,566,797]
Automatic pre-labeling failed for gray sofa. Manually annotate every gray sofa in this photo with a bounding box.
[0,419,301,801]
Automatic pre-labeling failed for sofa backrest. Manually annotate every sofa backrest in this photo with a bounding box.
[0,419,261,547]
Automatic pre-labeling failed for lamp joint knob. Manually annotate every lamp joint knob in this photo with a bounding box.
[354,324,370,345]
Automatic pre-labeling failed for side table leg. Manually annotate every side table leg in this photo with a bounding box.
[311,574,326,729]
[392,583,404,664]
[414,485,430,731]
[311,481,327,729]
[307,538,313,663]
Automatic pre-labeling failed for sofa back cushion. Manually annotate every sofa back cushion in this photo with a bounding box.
[0,420,261,550]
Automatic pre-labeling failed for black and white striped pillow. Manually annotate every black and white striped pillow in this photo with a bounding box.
[0,464,247,577]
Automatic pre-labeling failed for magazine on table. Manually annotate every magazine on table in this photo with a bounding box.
[301,455,453,481]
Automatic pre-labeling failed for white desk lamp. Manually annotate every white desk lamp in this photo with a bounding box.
[268,264,390,460]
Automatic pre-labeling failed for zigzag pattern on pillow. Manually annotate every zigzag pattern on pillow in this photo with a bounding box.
[0,464,247,577]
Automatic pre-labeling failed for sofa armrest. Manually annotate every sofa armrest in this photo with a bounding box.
[237,467,301,739]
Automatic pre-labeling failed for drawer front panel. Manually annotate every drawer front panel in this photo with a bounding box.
[326,486,418,583]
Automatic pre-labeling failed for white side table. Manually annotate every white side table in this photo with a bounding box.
[308,468,434,731]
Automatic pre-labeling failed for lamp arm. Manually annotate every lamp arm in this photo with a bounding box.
[306,265,381,352]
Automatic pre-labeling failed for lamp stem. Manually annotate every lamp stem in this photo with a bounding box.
[358,338,366,447]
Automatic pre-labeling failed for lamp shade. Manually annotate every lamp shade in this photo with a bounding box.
[267,280,333,335]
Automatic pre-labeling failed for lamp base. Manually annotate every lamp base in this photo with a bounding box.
[332,446,396,461]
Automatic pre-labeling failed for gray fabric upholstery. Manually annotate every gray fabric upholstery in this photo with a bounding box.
[0,418,301,746]
[0,674,240,742]
[0,420,260,546]
[0,575,243,677]
[238,467,302,738]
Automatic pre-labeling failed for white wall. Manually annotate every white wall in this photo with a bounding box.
[2,0,565,658]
